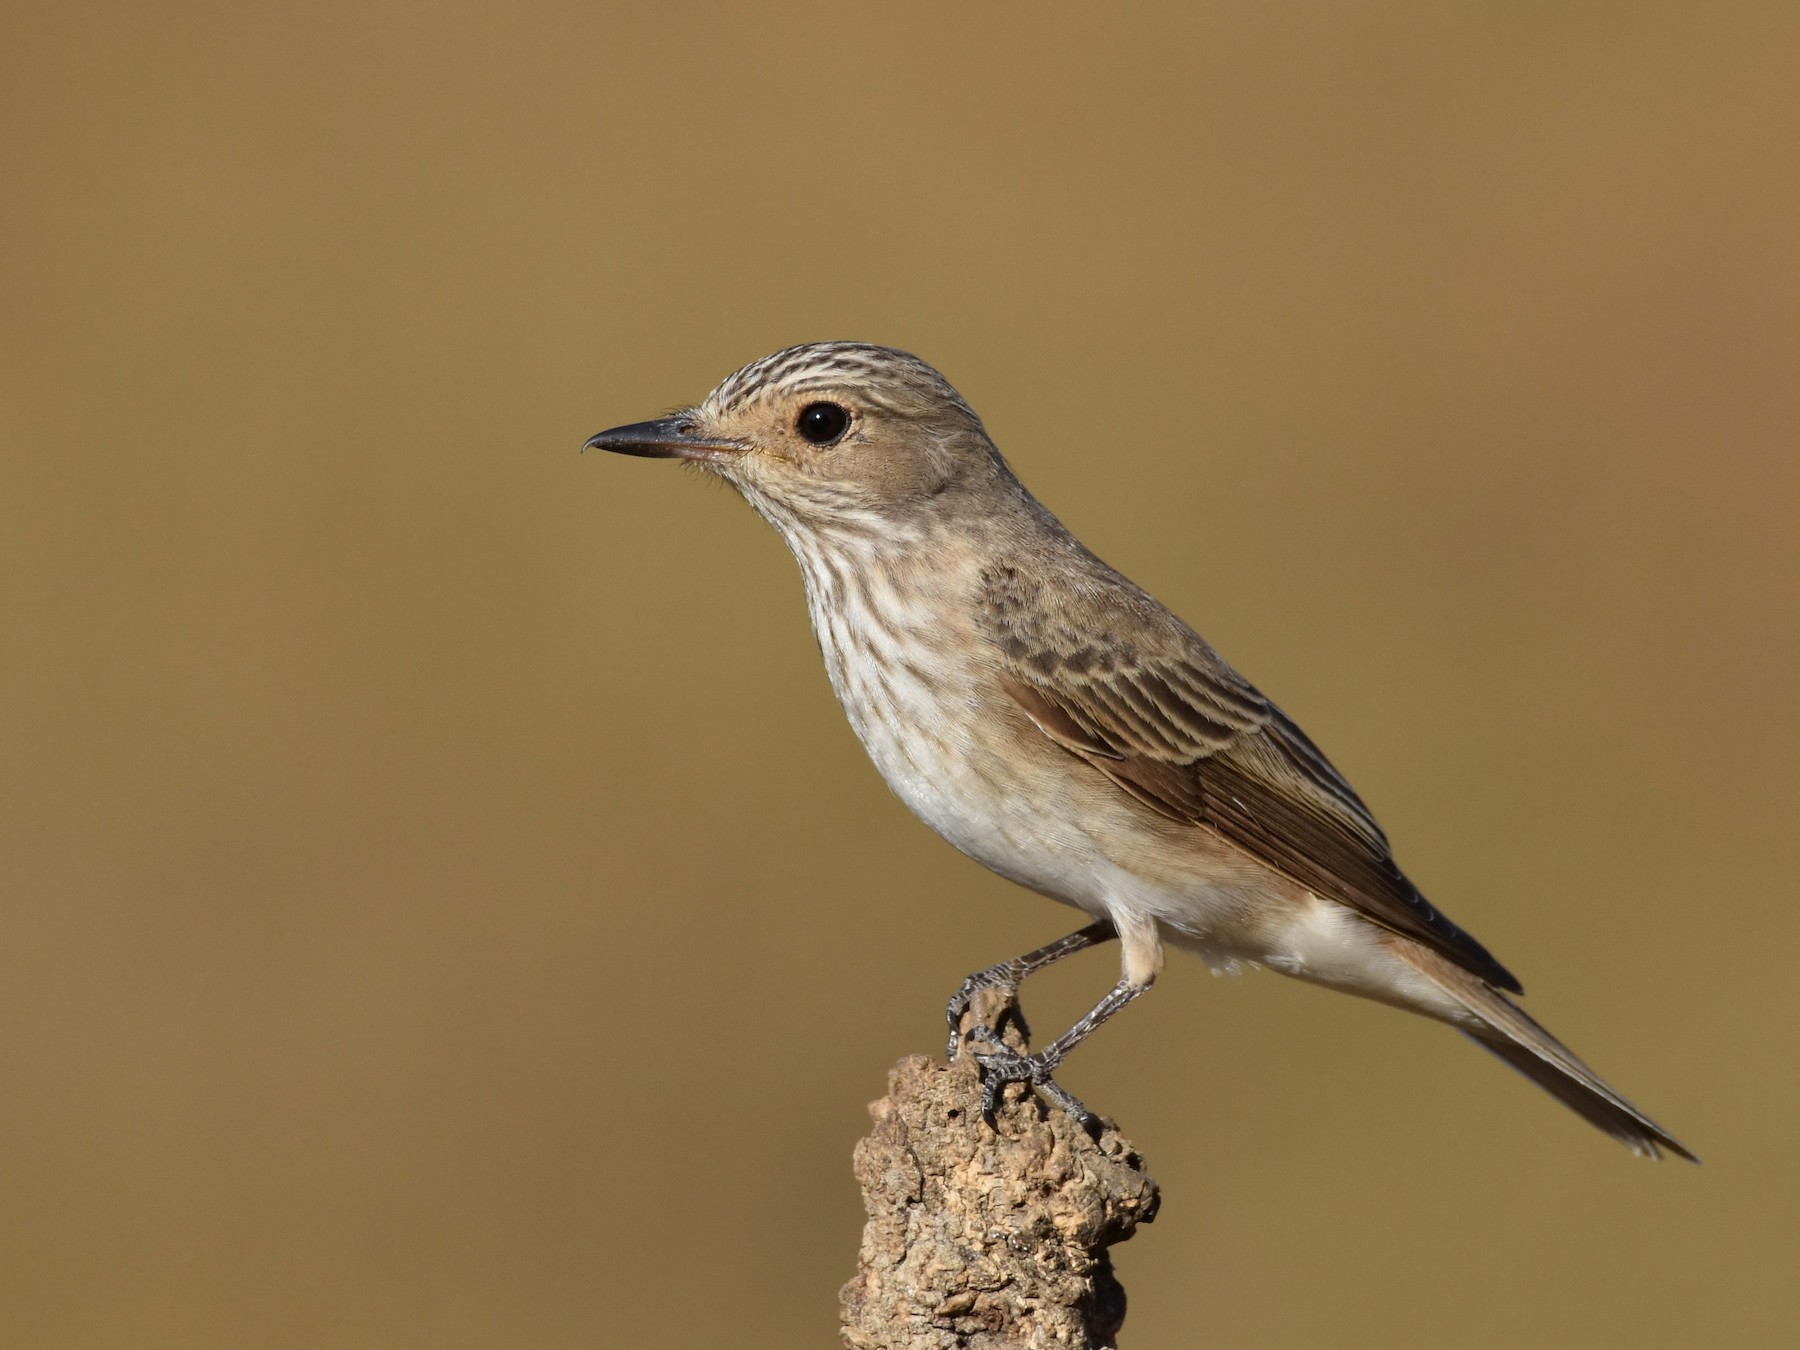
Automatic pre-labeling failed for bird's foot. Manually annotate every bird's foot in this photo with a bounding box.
[964,1026,1097,1132]
[944,972,1030,1061]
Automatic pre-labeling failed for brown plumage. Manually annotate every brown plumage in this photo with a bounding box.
[588,341,1694,1162]
[981,560,1521,992]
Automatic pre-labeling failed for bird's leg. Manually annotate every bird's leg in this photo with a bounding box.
[966,978,1149,1131]
[945,919,1117,1060]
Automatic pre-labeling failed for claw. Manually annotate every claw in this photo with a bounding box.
[944,923,1115,1062]
[943,976,983,1060]
[966,1028,1098,1131]
[944,972,1027,1061]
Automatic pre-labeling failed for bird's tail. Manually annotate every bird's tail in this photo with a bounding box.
[1392,943,1697,1162]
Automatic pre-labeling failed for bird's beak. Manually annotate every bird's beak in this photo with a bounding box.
[582,417,746,464]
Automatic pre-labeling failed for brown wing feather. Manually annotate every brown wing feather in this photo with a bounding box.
[983,565,1520,993]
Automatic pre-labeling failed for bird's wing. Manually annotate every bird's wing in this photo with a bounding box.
[980,562,1520,993]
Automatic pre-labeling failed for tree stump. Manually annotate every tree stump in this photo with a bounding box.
[840,991,1161,1349]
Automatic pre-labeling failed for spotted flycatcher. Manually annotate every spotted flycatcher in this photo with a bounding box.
[587,342,1692,1160]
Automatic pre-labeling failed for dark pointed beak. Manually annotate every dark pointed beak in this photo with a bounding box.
[581,417,745,463]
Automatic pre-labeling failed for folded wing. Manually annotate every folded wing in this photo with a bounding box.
[982,562,1521,993]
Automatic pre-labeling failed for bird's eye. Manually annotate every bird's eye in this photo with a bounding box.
[795,402,851,446]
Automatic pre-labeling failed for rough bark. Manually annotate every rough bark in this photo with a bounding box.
[839,991,1160,1349]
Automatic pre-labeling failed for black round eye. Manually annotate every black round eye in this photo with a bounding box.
[796,401,850,445]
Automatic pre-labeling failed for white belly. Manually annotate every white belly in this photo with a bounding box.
[802,570,1104,908]
[845,655,1099,903]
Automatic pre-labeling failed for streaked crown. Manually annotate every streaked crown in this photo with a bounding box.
[680,343,1011,536]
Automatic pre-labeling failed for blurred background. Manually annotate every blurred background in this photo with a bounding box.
[3,3,1796,1346]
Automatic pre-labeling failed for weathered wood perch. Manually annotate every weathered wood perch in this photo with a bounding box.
[840,990,1161,1349]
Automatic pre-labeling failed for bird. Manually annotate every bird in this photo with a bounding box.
[586,341,1694,1161]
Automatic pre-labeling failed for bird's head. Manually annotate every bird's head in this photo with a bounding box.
[586,343,1006,533]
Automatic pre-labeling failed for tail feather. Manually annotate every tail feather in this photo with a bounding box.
[1461,1025,1696,1161]
[1395,944,1696,1162]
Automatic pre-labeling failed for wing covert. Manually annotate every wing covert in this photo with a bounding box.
[980,563,1520,993]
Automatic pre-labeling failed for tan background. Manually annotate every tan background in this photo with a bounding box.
[3,3,1796,1346]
